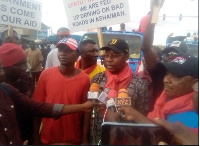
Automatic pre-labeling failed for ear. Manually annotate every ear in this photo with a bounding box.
[192,78,199,84]
[125,53,129,61]
[192,80,199,91]
[190,78,199,89]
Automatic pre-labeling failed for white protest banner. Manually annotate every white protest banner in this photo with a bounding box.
[63,0,131,32]
[0,0,42,30]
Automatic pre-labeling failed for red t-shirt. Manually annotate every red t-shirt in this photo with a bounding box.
[139,14,150,33]
[33,67,90,145]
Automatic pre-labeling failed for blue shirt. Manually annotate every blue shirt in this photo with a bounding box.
[167,110,199,128]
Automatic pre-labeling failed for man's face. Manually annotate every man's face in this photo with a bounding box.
[57,31,70,41]
[81,43,98,64]
[163,52,178,63]
[152,50,162,62]
[163,73,195,98]
[3,58,27,81]
[103,49,129,74]
[58,45,78,66]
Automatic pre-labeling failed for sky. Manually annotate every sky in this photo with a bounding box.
[36,0,198,45]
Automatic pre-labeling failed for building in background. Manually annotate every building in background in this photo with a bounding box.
[0,23,50,43]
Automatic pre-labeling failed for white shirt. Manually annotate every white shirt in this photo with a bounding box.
[45,48,60,69]
[50,44,56,50]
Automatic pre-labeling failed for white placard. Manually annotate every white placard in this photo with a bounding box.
[0,0,42,30]
[63,0,131,32]
[151,0,162,24]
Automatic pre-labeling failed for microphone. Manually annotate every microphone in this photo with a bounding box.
[88,83,100,119]
[98,88,110,104]
[115,89,131,116]
[87,83,100,100]
[106,90,117,112]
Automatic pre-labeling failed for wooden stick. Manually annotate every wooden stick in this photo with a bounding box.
[97,27,104,48]
[151,0,162,24]
[8,25,13,37]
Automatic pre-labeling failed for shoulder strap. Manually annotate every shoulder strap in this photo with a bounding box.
[0,83,14,98]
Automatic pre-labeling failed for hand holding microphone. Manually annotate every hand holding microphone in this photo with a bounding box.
[88,83,100,118]
[87,83,100,101]
[118,106,152,123]
[81,101,99,113]
[115,89,131,118]
[115,89,131,108]
[104,90,120,122]
[117,106,139,122]
[98,88,110,104]
[106,89,118,112]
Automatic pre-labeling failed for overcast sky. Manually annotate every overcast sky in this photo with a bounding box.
[36,0,198,45]
[37,0,198,33]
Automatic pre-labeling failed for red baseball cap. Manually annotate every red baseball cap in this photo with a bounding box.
[56,38,78,51]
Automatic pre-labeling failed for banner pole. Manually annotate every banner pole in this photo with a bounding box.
[151,0,164,23]
[97,27,104,48]
[8,25,13,37]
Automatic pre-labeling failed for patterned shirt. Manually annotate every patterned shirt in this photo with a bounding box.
[90,71,149,145]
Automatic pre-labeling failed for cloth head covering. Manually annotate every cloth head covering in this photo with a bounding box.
[0,43,27,67]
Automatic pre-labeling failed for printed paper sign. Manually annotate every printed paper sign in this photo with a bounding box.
[0,0,42,30]
[63,0,131,32]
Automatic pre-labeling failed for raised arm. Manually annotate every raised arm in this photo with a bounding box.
[142,0,165,72]
[141,14,157,72]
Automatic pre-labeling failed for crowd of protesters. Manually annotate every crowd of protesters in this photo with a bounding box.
[0,0,198,145]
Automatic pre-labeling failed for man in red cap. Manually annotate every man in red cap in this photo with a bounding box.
[0,43,29,91]
[0,42,35,144]
[0,60,96,145]
[33,38,91,145]
[0,43,29,95]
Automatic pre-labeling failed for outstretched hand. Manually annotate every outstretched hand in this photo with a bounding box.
[154,118,198,145]
[82,101,98,112]
[105,108,120,122]
[118,106,152,123]
[117,106,136,121]
[23,140,28,145]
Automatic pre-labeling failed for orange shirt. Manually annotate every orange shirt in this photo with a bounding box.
[33,67,90,145]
